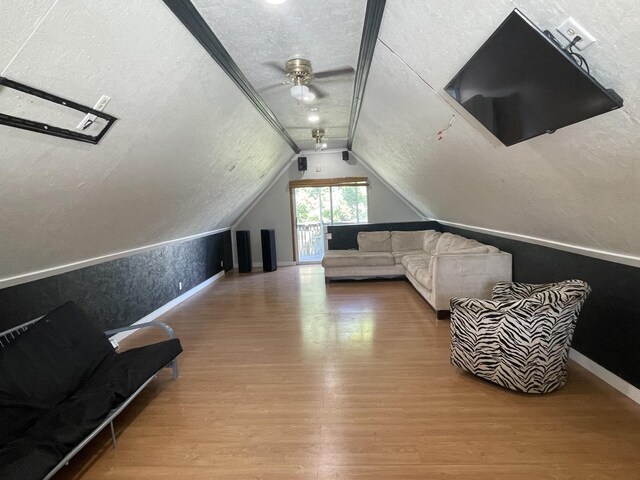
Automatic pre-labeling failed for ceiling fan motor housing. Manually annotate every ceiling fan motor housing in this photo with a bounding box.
[286,58,314,85]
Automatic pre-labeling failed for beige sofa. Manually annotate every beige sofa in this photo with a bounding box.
[322,230,512,318]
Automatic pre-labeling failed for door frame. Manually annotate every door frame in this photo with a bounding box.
[288,177,369,263]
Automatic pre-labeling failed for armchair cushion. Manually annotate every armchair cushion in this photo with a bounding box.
[450,280,591,393]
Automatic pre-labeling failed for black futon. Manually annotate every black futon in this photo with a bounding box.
[0,301,182,480]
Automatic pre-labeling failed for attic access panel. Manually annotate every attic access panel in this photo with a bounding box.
[445,9,623,146]
[0,77,117,144]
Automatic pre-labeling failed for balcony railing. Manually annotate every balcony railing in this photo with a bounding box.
[297,223,323,261]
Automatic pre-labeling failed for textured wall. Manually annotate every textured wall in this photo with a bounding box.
[0,231,232,332]
[236,151,421,264]
[0,1,293,282]
[353,0,640,260]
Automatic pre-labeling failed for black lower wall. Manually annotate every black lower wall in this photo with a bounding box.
[0,230,233,332]
[327,221,442,250]
[441,225,640,390]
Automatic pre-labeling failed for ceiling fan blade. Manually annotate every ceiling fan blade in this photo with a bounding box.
[308,84,328,99]
[262,61,287,74]
[259,82,289,93]
[314,66,355,79]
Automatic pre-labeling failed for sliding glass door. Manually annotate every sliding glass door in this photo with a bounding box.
[293,185,368,263]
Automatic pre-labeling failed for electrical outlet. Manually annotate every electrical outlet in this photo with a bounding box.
[179,282,183,291]
[316,166,322,172]
[556,17,596,50]
[220,260,223,268]
[77,95,111,130]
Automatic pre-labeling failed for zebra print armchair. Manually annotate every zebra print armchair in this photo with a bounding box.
[450,280,591,393]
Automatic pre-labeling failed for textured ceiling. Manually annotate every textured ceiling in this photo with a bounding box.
[353,0,640,259]
[3,0,639,282]
[191,0,367,151]
[0,0,293,281]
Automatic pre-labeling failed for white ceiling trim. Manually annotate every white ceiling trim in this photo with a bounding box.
[0,227,231,290]
[436,219,640,268]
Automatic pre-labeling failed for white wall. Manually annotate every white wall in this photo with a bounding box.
[235,151,421,264]
[0,1,293,283]
[353,0,640,264]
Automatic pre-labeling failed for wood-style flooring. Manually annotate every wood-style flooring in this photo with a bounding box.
[58,265,640,479]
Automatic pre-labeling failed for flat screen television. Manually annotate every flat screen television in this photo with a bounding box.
[445,9,623,146]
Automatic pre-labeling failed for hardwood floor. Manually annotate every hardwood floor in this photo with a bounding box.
[58,266,640,479]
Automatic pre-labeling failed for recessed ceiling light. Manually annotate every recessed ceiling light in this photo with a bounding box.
[308,114,320,123]
[265,0,287,4]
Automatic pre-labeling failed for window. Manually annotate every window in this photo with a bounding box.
[290,177,369,262]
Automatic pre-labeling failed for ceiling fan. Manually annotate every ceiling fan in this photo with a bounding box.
[262,58,354,101]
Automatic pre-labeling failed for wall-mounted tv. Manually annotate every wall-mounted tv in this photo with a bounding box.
[445,9,623,146]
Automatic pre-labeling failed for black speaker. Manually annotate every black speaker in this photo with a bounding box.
[298,156,307,171]
[236,230,252,273]
[260,229,277,272]
[342,150,349,161]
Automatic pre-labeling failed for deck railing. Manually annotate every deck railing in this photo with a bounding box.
[297,223,323,260]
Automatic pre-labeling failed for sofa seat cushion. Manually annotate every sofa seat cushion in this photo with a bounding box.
[414,268,433,291]
[0,385,120,480]
[322,250,395,268]
[0,302,115,411]
[78,338,183,402]
[391,230,430,252]
[0,338,182,480]
[392,250,425,265]
[357,231,392,252]
[401,254,430,278]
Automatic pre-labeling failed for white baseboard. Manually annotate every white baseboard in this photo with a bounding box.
[232,261,297,269]
[110,270,225,343]
[569,348,640,405]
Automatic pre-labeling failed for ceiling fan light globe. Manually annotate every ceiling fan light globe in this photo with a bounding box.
[290,84,310,101]
[303,92,316,102]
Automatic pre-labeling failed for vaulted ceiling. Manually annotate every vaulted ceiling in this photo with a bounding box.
[1,0,638,282]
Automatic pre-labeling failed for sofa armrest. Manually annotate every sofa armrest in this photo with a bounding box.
[104,321,179,379]
[104,321,177,340]
[430,252,512,311]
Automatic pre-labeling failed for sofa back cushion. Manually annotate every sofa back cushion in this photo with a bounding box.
[0,302,115,408]
[358,231,392,252]
[423,230,442,253]
[434,232,497,254]
[391,230,431,252]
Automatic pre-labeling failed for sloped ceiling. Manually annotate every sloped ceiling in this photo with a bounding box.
[190,0,366,151]
[2,0,639,283]
[0,0,293,281]
[353,0,640,258]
